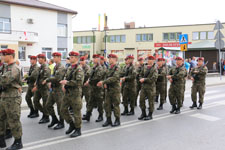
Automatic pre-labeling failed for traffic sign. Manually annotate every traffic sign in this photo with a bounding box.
[215,40,224,49]
[214,20,224,30]
[179,34,188,44]
[180,44,188,51]
[214,30,224,40]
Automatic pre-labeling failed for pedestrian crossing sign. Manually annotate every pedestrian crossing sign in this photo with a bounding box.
[179,34,188,44]
[180,44,188,51]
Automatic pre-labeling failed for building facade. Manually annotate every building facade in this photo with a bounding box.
[0,0,77,68]
[73,23,225,71]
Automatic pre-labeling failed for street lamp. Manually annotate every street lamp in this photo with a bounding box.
[92,28,96,55]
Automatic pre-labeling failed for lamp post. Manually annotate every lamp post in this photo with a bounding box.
[92,28,96,55]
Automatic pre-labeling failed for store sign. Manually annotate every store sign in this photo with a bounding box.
[154,42,192,47]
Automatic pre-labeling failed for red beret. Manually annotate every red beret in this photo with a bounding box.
[127,55,134,59]
[52,52,61,57]
[108,54,118,58]
[2,49,15,55]
[157,58,163,61]
[176,57,183,61]
[30,56,37,60]
[80,56,85,61]
[93,54,100,58]
[162,58,166,61]
[197,57,204,61]
[138,57,144,61]
[100,56,105,60]
[37,54,46,58]
[147,56,155,60]
[69,51,79,56]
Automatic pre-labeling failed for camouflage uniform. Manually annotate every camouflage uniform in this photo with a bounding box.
[46,63,65,128]
[121,64,136,115]
[83,64,104,121]
[102,64,121,127]
[60,64,84,130]
[135,64,144,106]
[168,65,187,113]
[163,64,168,102]
[190,66,208,104]
[139,64,158,120]
[0,62,22,139]
[81,64,91,107]
[156,65,167,108]
[33,63,51,122]
[25,64,39,116]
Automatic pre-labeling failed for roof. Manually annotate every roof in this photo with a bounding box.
[0,0,77,14]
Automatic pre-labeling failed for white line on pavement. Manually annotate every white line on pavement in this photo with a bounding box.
[190,113,221,121]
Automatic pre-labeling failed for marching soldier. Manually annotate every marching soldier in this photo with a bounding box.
[138,56,158,120]
[162,58,168,102]
[97,54,121,127]
[167,57,187,114]
[135,57,144,106]
[0,49,23,149]
[60,51,84,138]
[80,56,91,114]
[82,54,104,122]
[121,55,136,115]
[155,58,167,110]
[24,56,39,118]
[32,54,51,124]
[44,52,65,130]
[190,57,208,109]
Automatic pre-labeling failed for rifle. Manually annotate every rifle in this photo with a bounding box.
[64,64,79,91]
[192,61,208,80]
[144,62,156,78]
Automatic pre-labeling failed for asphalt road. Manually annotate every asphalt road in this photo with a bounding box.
[4,84,225,150]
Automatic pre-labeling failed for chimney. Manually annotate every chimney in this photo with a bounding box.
[124,22,135,29]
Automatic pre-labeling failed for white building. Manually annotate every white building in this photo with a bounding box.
[0,0,77,67]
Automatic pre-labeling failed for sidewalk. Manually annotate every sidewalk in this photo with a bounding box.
[21,76,225,109]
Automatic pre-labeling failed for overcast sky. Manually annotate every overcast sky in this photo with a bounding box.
[42,0,224,31]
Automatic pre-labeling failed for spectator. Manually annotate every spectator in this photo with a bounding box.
[48,59,55,75]
[16,59,24,78]
[184,59,190,72]
[190,56,197,70]
[213,62,217,72]
[171,55,176,67]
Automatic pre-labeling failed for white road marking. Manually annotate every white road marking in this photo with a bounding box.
[23,101,224,150]
[190,113,221,121]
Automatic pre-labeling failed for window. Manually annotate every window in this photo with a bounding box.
[110,35,115,43]
[82,36,86,44]
[136,34,141,42]
[208,31,214,40]
[42,47,52,60]
[0,45,8,50]
[147,34,153,41]
[116,35,121,43]
[176,32,182,40]
[121,35,126,43]
[86,36,91,44]
[77,37,82,44]
[0,17,11,33]
[18,46,26,61]
[192,32,199,40]
[200,32,206,40]
[163,33,169,40]
[169,33,175,40]
[57,48,67,60]
[57,24,67,37]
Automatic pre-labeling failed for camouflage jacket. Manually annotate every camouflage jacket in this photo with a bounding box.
[121,64,136,88]
[89,64,104,86]
[0,62,22,98]
[25,64,39,87]
[82,64,91,84]
[190,66,208,84]
[64,63,84,94]
[157,65,167,83]
[36,63,51,89]
[140,64,158,88]
[169,65,187,85]
[101,64,108,80]
[136,64,144,84]
[46,63,65,89]
[103,64,120,92]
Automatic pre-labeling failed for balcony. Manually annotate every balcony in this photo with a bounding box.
[0,30,39,43]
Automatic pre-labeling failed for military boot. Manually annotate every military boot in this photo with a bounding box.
[48,115,59,128]
[190,102,197,109]
[155,96,159,103]
[144,112,153,120]
[175,107,181,114]
[138,109,146,120]
[6,138,23,150]
[39,115,50,124]
[197,103,203,110]
[127,108,135,116]
[5,129,12,139]
[0,135,6,148]
[54,118,64,130]
[170,105,177,114]
[102,117,112,127]
[157,103,163,110]
[121,106,128,116]
[95,114,103,122]
[112,118,120,127]
[29,109,39,118]
[82,112,91,122]
[70,128,81,138]
[27,107,35,118]
[65,122,75,134]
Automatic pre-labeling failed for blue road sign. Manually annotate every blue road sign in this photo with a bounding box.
[179,34,188,44]
[104,49,106,54]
